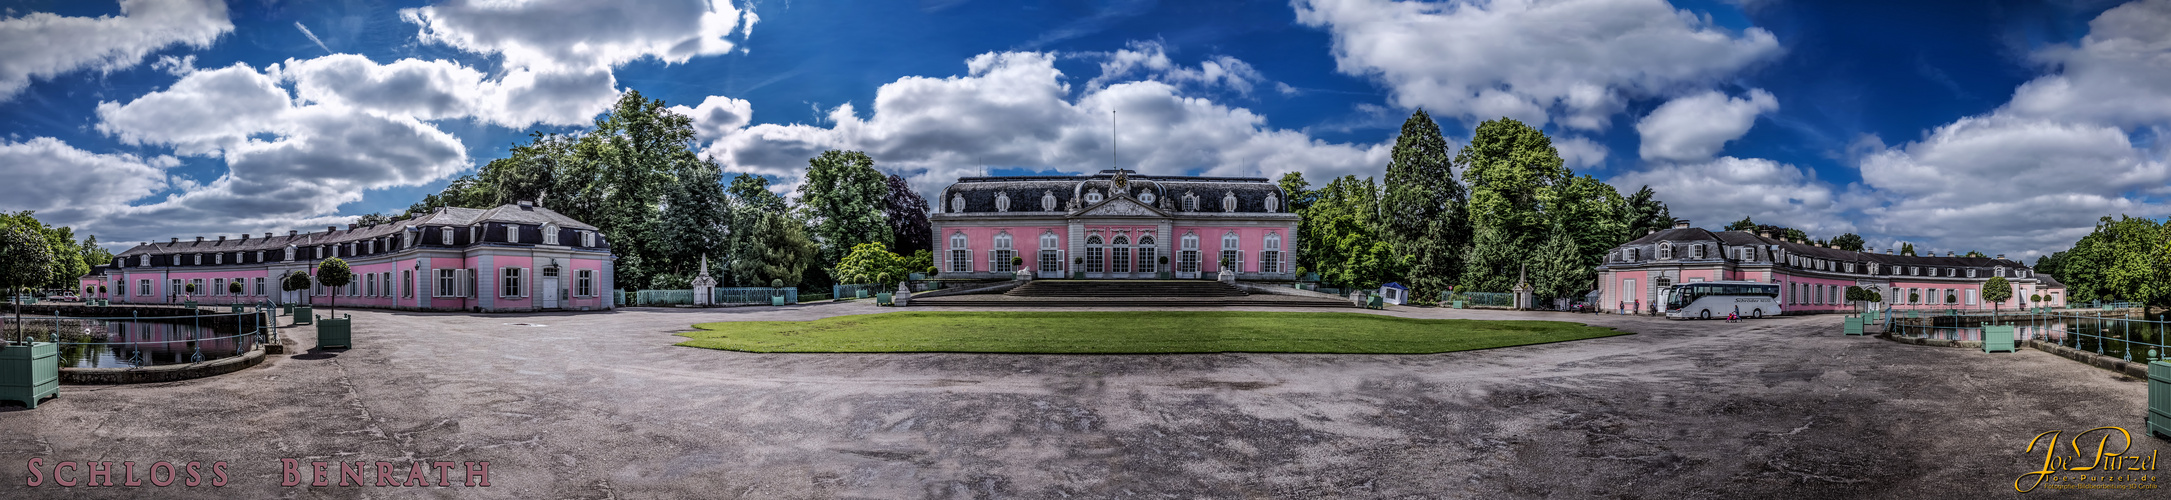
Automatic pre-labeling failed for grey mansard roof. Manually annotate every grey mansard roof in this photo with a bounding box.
[936,170,1288,215]
[114,202,600,258]
[1609,227,2034,274]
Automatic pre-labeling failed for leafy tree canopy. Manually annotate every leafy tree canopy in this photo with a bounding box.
[833,242,912,289]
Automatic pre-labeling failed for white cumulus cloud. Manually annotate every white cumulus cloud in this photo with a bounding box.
[1292,0,1781,130]
[700,51,1388,202]
[0,0,232,100]
[0,137,174,228]
[1608,156,1852,236]
[1635,88,1777,162]
[399,0,755,72]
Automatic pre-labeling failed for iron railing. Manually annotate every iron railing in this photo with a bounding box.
[1442,291,1516,307]
[629,288,798,306]
[1885,309,2168,363]
[0,303,275,368]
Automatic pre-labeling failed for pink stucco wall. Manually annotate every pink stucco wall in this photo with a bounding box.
[942,225,1068,273]
[1169,226,1290,273]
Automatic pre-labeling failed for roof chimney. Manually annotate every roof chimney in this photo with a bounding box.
[265,232,273,239]
[1672,220,1689,229]
[327,226,338,233]
[290,230,299,237]
[517,200,534,209]
[1946,251,1955,257]
[1758,231,1771,239]
[347,223,358,230]
[239,234,248,241]
[1886,248,1893,255]
[1865,246,1874,254]
[1996,254,2005,260]
[168,237,178,244]
[195,236,204,243]
[218,235,227,243]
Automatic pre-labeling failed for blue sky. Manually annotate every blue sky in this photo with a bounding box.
[2,0,2167,261]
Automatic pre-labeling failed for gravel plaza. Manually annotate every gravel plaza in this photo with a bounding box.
[1,303,2164,498]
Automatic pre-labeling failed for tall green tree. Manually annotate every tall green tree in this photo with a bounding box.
[800,150,894,275]
[1623,185,1673,239]
[1,224,53,342]
[883,174,933,254]
[1302,176,1402,290]
[1543,175,1627,271]
[1899,242,1917,256]
[1278,172,1318,275]
[1724,217,1757,232]
[833,242,912,289]
[1829,233,1866,252]
[1460,223,1520,293]
[654,157,734,281]
[1529,222,1588,301]
[728,210,819,289]
[1380,110,1468,300]
[1458,118,1566,239]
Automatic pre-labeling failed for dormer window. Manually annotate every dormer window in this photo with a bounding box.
[1139,191,1156,204]
[1085,189,1103,204]
[1968,268,1977,278]
[952,193,966,213]
[994,192,1011,212]
[139,255,148,267]
[1628,248,1639,261]
[1183,192,1199,211]
[1263,193,1279,212]
[543,223,560,245]
[581,231,595,247]
[1041,190,1057,211]
[1222,191,1237,212]
[442,227,455,245]
[1658,242,1673,260]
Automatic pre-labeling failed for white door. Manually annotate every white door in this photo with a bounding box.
[542,278,559,309]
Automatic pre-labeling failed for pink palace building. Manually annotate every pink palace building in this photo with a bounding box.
[930,169,1298,280]
[1595,221,2067,315]
[78,201,616,312]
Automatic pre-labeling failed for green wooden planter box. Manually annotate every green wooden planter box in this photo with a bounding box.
[281,304,293,316]
[1453,300,1466,309]
[1981,325,2016,353]
[1158,272,1172,279]
[2148,361,2170,440]
[855,290,868,299]
[876,293,894,306]
[771,296,785,306]
[183,301,198,310]
[229,304,244,314]
[1843,316,1864,336]
[1073,272,1084,279]
[316,314,352,349]
[292,306,313,325]
[1365,296,1384,309]
[0,342,60,409]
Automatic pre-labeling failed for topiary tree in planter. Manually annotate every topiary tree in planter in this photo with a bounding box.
[282,270,312,302]
[1011,256,1025,270]
[1909,291,1920,303]
[0,224,54,342]
[228,280,243,300]
[96,285,107,295]
[2031,293,2043,305]
[183,282,197,301]
[316,258,353,316]
[1981,276,2011,315]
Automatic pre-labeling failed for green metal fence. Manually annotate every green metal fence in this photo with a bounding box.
[832,284,879,300]
[713,287,796,305]
[1442,291,1514,307]
[634,290,694,306]
[1886,309,2169,364]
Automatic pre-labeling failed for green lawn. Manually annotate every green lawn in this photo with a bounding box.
[678,311,1628,354]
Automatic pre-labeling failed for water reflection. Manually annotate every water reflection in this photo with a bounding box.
[5,319,253,368]
[1888,313,2168,362]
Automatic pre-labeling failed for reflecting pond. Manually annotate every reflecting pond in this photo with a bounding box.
[1,317,256,368]
[1889,313,2169,362]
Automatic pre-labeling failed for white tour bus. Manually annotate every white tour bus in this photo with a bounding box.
[1663,281,1782,320]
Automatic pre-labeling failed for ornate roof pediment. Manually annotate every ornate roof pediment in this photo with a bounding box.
[1073,196,1168,218]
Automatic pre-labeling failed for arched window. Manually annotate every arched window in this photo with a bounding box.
[948,233,971,273]
[1222,191,1237,212]
[543,223,560,245]
[951,193,966,213]
[995,192,1011,212]
[1111,236,1131,273]
[1262,233,1283,273]
[1041,190,1057,211]
[442,227,455,245]
[1179,233,1200,276]
[1264,193,1279,212]
[1658,242,1673,260]
[1085,235,1105,275]
[1183,192,1198,211]
[1137,235,1157,274]
[992,232,1014,272]
[1220,232,1241,273]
